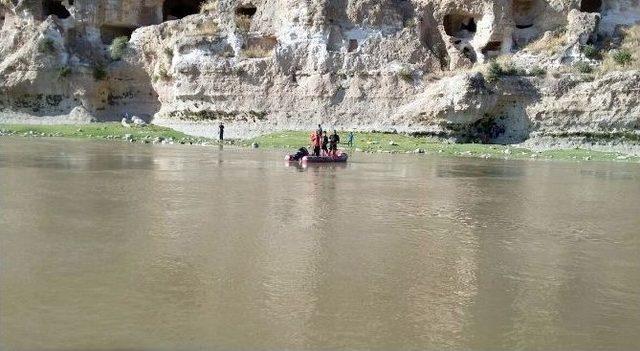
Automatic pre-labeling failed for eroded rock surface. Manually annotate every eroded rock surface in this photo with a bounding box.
[0,0,638,149]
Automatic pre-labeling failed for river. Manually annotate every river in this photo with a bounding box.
[1,138,639,350]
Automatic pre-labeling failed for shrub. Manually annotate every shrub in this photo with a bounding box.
[574,61,593,73]
[398,67,413,82]
[190,22,219,37]
[163,47,174,60]
[501,63,525,76]
[403,17,417,28]
[243,47,271,58]
[58,66,72,78]
[155,67,171,81]
[612,49,633,66]
[582,44,600,60]
[486,61,503,83]
[601,25,639,72]
[529,66,546,76]
[109,36,129,61]
[486,60,536,82]
[93,65,107,81]
[236,15,252,33]
[38,38,56,54]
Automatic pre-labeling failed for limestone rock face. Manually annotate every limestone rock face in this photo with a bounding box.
[0,0,639,145]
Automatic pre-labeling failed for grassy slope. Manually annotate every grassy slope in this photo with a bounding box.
[246,131,640,162]
[0,123,211,144]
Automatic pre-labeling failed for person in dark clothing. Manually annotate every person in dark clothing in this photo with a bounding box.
[321,131,329,156]
[329,130,340,156]
[292,147,309,161]
[347,131,354,147]
[219,123,225,141]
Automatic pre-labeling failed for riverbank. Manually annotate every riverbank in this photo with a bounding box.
[1,123,639,163]
[0,123,213,145]
[245,131,640,163]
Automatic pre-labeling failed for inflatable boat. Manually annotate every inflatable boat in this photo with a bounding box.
[302,153,348,163]
[285,152,348,163]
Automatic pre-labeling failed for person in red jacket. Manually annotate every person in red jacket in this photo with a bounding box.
[310,130,322,156]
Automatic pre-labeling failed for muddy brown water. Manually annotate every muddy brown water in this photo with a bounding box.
[1,138,639,350]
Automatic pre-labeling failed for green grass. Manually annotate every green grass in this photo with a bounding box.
[245,131,640,163]
[0,123,212,144]
[1,125,638,163]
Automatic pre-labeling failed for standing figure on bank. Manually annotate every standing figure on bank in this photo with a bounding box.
[219,123,225,141]
[347,131,354,147]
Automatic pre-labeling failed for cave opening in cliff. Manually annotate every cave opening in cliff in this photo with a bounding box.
[444,14,477,38]
[482,41,502,58]
[162,0,204,21]
[348,39,358,52]
[235,5,257,18]
[513,0,540,29]
[580,0,602,13]
[235,5,257,32]
[101,25,136,45]
[42,0,71,19]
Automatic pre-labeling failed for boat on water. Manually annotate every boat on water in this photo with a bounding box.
[301,153,348,163]
[285,148,348,163]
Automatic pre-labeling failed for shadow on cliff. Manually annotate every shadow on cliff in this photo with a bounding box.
[94,61,162,123]
[460,76,542,145]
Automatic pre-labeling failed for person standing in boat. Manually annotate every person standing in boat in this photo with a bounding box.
[321,131,329,156]
[311,129,322,156]
[329,130,340,157]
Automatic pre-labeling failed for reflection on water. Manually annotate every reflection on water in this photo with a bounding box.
[1,138,639,350]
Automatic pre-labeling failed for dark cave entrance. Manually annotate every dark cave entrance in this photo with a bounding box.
[101,25,136,44]
[235,5,257,17]
[162,0,204,21]
[444,14,477,38]
[513,0,541,28]
[580,0,602,13]
[482,41,503,58]
[234,4,257,33]
[42,0,71,19]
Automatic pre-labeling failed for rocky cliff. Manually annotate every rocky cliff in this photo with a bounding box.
[0,0,639,149]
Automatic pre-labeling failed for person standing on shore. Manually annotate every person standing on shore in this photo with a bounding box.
[219,123,225,141]
[347,131,354,147]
